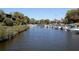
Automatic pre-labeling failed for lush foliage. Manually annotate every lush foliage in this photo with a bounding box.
[0,10,31,26]
[65,9,79,24]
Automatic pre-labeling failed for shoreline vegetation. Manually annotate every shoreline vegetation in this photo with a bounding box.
[0,25,29,42]
[0,8,79,42]
[0,10,30,42]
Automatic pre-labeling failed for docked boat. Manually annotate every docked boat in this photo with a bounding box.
[67,23,79,33]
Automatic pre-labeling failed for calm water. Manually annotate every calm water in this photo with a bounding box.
[0,25,79,51]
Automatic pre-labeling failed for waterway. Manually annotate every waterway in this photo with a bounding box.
[0,25,79,51]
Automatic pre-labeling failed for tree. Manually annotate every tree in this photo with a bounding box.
[11,12,30,25]
[44,19,50,24]
[61,18,68,24]
[24,16,30,24]
[12,12,24,18]
[30,18,36,24]
[40,19,45,24]
[65,9,79,23]
[35,20,40,24]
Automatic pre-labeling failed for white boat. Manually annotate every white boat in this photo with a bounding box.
[70,28,79,31]
[67,23,79,32]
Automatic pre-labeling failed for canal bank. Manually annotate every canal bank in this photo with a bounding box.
[0,25,29,42]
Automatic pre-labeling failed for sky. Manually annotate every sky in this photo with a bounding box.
[0,8,71,20]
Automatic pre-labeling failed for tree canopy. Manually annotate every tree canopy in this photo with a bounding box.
[65,9,79,24]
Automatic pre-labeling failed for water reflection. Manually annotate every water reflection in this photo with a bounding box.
[65,31,72,50]
[0,25,79,51]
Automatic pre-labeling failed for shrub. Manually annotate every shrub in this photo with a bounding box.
[3,18,14,26]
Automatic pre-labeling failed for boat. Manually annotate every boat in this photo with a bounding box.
[67,23,79,33]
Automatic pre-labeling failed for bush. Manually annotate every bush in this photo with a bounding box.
[3,18,14,26]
